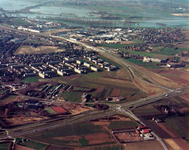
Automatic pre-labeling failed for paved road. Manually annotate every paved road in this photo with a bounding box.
[1,25,188,150]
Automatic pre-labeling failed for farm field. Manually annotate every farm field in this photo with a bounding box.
[163,116,188,141]
[24,122,116,147]
[122,140,164,150]
[133,96,188,118]
[61,91,82,102]
[49,67,146,102]
[0,143,9,150]
[150,69,188,85]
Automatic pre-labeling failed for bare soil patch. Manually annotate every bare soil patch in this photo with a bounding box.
[115,132,142,142]
[62,103,93,115]
[6,116,48,126]
[16,46,65,55]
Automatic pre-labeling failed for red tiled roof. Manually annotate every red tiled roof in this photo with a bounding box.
[51,106,68,114]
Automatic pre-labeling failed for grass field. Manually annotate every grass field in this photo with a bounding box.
[82,72,103,79]
[21,77,39,83]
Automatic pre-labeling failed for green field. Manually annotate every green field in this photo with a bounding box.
[82,72,103,79]
[17,139,47,150]
[109,121,137,130]
[21,77,39,83]
[0,143,9,150]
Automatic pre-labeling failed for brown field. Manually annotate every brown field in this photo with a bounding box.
[84,133,114,145]
[151,69,188,85]
[15,46,65,55]
[139,67,180,88]
[173,138,188,150]
[15,144,35,150]
[44,28,83,35]
[110,89,121,97]
[96,86,105,93]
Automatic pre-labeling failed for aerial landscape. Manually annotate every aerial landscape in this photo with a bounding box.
[0,0,188,150]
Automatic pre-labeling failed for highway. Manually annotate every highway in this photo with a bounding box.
[51,35,171,91]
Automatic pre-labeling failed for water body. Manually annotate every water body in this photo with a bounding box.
[0,0,188,28]
[30,6,91,17]
[0,0,39,11]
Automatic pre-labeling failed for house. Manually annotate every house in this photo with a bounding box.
[141,129,150,134]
